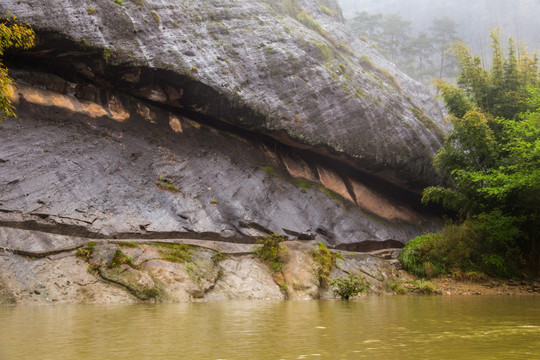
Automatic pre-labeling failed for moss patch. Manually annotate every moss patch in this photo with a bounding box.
[156,243,193,263]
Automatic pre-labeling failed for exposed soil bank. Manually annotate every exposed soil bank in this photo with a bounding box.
[432,276,540,296]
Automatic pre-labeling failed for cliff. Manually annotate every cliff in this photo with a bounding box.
[0,0,444,304]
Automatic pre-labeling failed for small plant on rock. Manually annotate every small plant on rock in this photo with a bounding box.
[157,242,192,263]
[156,176,182,193]
[212,250,227,264]
[407,279,437,294]
[330,274,368,300]
[142,288,160,299]
[255,233,289,272]
[388,280,407,294]
[312,241,341,286]
[109,249,135,268]
[76,242,96,261]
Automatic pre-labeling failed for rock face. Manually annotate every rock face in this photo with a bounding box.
[0,0,445,303]
[1,0,445,190]
[0,228,408,305]
[1,74,437,244]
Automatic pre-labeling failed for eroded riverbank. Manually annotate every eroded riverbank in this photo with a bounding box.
[0,227,408,305]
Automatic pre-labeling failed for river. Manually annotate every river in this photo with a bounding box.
[1,296,539,359]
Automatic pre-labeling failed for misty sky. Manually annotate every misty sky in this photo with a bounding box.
[339,0,540,56]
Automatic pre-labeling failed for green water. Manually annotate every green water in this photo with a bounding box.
[1,296,539,359]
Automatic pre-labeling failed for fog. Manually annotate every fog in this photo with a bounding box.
[339,0,540,44]
[338,0,540,81]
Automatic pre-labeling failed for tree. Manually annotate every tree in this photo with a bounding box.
[378,13,412,64]
[350,12,460,83]
[349,11,383,39]
[430,17,460,79]
[421,33,540,275]
[401,32,436,82]
[0,15,35,120]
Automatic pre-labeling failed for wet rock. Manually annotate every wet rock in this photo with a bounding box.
[0,81,439,247]
[0,239,418,304]
[1,0,446,191]
[205,256,285,301]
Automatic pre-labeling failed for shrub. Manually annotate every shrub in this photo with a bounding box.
[255,233,289,272]
[399,214,523,278]
[398,233,446,278]
[407,279,436,294]
[451,270,488,282]
[399,219,483,278]
[388,281,407,294]
[475,211,522,277]
[330,274,368,300]
[312,242,341,286]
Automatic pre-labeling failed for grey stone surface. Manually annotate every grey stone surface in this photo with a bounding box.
[1,0,446,190]
[0,0,446,304]
[0,78,438,246]
[0,239,408,305]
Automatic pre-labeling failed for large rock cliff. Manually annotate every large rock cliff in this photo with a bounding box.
[1,0,446,189]
[0,0,445,304]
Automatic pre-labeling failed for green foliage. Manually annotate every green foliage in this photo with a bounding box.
[296,12,323,33]
[319,6,334,17]
[433,79,473,118]
[399,224,479,278]
[0,15,35,120]
[113,0,124,5]
[118,241,139,248]
[388,279,436,294]
[157,243,193,263]
[156,176,181,193]
[330,274,368,300]
[400,215,526,278]
[451,270,488,282]
[150,10,160,25]
[86,7,95,15]
[359,55,375,71]
[212,250,227,264]
[76,242,97,261]
[406,279,436,294]
[447,31,539,120]
[109,250,135,268]
[312,242,341,286]
[388,281,407,294]
[141,288,160,299]
[102,48,113,62]
[255,233,289,272]
[425,32,540,276]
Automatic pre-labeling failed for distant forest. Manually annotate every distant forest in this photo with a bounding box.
[339,0,540,83]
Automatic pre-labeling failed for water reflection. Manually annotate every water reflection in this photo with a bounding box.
[1,297,539,359]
